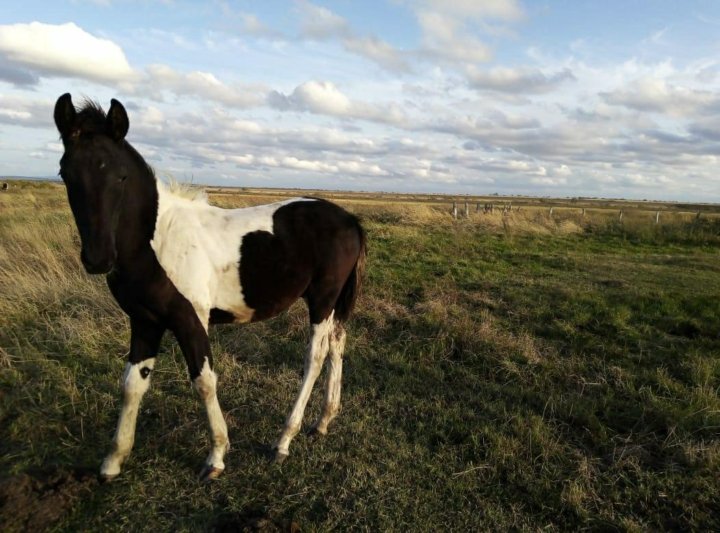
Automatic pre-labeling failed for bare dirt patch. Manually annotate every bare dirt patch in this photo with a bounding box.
[0,467,98,532]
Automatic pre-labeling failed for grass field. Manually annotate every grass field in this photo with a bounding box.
[1,181,719,531]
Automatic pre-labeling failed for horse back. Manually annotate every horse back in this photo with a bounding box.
[239,199,363,322]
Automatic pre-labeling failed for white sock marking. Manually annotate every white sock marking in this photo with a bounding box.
[101,358,155,477]
[276,312,335,456]
[314,324,346,434]
[193,358,229,470]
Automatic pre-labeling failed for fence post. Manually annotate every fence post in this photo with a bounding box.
[696,211,701,221]
[619,209,623,221]
[452,201,458,220]
[581,208,585,218]
[549,207,554,216]
[464,201,469,218]
[655,211,660,224]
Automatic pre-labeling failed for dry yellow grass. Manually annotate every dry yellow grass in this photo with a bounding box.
[2,180,719,531]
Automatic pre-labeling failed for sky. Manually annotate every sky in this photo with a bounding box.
[1,1,720,201]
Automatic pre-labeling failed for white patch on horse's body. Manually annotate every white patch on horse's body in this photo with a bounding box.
[150,180,313,327]
[100,358,156,479]
[193,357,229,475]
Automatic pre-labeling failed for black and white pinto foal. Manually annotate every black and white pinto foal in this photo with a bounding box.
[53,94,366,481]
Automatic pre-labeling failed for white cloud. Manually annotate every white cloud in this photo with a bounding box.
[45,142,64,153]
[171,142,391,179]
[139,64,267,108]
[288,1,522,74]
[0,21,267,108]
[238,13,273,36]
[217,3,281,39]
[465,66,576,94]
[0,22,135,83]
[269,80,351,115]
[0,95,53,128]
[343,36,412,72]
[409,0,525,66]
[554,164,572,177]
[268,80,409,126]
[71,0,112,6]
[415,0,524,21]
[601,78,720,117]
[487,109,541,129]
[688,116,720,141]
[416,11,492,64]
[0,56,39,86]
[531,176,566,186]
[296,0,350,39]
[294,2,411,73]
[0,108,32,121]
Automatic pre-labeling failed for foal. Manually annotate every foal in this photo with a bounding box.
[53,94,366,481]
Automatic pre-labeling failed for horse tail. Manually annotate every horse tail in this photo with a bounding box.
[334,221,366,323]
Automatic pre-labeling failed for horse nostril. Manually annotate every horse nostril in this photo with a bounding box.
[80,249,114,274]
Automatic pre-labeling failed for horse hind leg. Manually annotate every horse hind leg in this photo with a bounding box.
[310,321,346,436]
[273,311,334,463]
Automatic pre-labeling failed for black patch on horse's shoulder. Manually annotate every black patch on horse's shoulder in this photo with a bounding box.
[240,199,362,323]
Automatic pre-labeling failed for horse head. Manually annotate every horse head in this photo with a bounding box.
[54,93,132,274]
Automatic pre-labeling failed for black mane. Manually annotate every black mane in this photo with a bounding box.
[70,99,155,179]
[75,99,107,136]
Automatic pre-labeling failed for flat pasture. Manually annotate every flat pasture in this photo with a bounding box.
[1,181,719,530]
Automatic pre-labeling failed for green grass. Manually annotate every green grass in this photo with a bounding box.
[1,185,719,531]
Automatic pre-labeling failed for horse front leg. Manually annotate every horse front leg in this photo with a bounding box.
[100,319,164,481]
[171,307,229,481]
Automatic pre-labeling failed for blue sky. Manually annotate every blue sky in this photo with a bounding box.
[1,1,720,200]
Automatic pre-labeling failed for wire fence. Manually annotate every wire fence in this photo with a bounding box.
[449,200,719,225]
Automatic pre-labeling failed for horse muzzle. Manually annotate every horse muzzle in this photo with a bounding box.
[81,248,116,275]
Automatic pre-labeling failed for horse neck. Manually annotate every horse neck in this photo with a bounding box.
[113,162,159,273]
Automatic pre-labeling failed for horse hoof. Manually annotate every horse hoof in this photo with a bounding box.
[274,451,289,464]
[307,426,327,439]
[99,473,118,483]
[199,465,224,482]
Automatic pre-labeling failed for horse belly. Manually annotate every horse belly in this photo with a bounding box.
[211,265,255,323]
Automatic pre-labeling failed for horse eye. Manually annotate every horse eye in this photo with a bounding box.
[99,161,106,169]
[119,175,128,183]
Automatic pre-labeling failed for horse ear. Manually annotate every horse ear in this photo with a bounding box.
[54,93,76,138]
[106,98,129,141]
